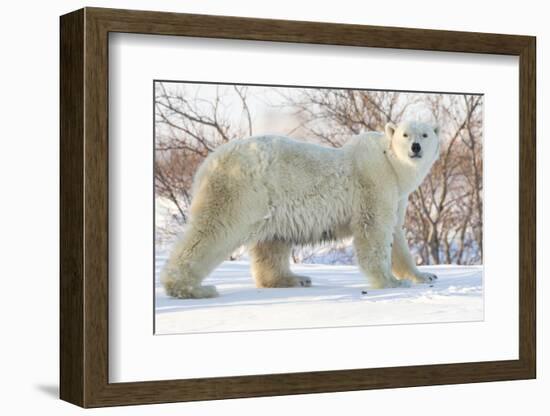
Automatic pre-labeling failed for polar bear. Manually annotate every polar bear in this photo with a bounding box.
[161,121,440,298]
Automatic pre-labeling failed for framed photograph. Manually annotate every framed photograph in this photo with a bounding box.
[60,7,536,408]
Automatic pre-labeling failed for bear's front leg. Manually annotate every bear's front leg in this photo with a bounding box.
[392,227,437,284]
[353,221,411,290]
[391,199,437,284]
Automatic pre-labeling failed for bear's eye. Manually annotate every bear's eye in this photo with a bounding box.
[422,133,428,138]
[403,133,408,138]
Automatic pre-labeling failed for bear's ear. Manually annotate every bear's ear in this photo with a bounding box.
[433,125,440,136]
[385,122,397,138]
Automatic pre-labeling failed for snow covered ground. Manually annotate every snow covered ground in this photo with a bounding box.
[155,251,483,334]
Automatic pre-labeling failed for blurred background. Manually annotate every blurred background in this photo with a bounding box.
[154,81,483,266]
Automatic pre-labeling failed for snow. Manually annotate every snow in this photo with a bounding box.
[155,253,483,334]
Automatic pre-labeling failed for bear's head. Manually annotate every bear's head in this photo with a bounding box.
[385,121,440,168]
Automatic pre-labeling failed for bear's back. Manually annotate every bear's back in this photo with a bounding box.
[194,135,347,187]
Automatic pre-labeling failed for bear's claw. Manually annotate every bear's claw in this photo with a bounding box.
[296,275,312,287]
[164,282,219,299]
[412,272,438,284]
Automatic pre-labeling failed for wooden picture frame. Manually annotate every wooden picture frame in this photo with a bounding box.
[60,7,536,408]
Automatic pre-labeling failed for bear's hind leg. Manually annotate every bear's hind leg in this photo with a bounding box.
[250,240,312,288]
[161,171,264,299]
[161,218,251,299]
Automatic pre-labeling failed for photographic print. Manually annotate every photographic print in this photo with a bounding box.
[154,81,484,334]
[60,9,535,406]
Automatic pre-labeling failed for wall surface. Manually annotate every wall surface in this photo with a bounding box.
[0,0,546,414]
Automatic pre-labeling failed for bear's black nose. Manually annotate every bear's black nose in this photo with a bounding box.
[411,142,421,154]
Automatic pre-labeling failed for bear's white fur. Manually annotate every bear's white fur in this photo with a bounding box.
[161,121,440,298]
